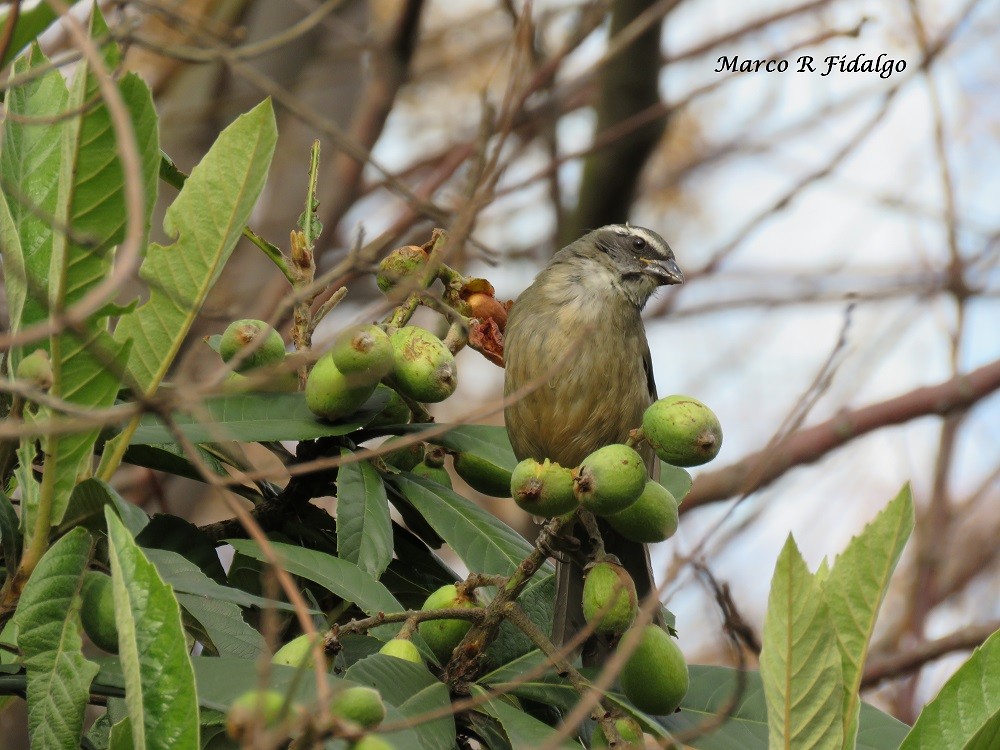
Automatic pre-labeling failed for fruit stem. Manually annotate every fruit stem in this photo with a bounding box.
[579,511,607,560]
[625,427,645,449]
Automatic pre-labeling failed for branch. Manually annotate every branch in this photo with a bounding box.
[682,357,1000,512]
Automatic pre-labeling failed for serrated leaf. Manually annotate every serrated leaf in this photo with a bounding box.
[0,4,58,68]
[337,455,392,578]
[112,99,276,393]
[759,535,844,750]
[900,628,1000,750]
[824,485,913,747]
[345,654,455,750]
[227,540,424,649]
[390,473,546,576]
[13,527,98,749]
[128,390,389,445]
[105,508,199,749]
[144,547,305,614]
[657,666,909,750]
[176,593,264,659]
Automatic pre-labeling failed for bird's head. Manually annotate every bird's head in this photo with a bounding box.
[554,224,683,309]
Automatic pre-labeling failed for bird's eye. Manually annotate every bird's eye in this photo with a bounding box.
[632,237,646,250]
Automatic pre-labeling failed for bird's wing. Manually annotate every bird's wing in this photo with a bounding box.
[641,338,660,482]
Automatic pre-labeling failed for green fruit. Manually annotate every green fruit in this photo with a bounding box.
[381,439,424,471]
[376,245,429,293]
[592,716,644,748]
[412,462,452,488]
[573,445,646,516]
[378,638,423,664]
[511,458,577,517]
[15,349,52,389]
[417,584,479,663]
[618,625,689,715]
[272,634,326,669]
[454,452,513,498]
[607,481,679,543]
[332,325,394,382]
[642,395,722,467]
[225,689,288,741]
[369,384,411,427]
[389,327,457,403]
[329,686,386,728]
[222,369,298,394]
[582,562,638,635]
[306,353,377,421]
[80,571,118,653]
[220,319,285,372]
[352,736,396,750]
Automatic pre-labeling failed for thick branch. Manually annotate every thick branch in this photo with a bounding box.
[682,357,1000,512]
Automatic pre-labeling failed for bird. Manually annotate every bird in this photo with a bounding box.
[503,224,683,664]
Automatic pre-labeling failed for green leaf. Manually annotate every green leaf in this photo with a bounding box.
[128,390,389,445]
[0,3,58,68]
[109,718,135,750]
[337,455,392,578]
[0,488,21,571]
[425,424,519,472]
[482,573,554,672]
[227,540,420,647]
[759,535,844,750]
[657,666,909,750]
[143,547,305,614]
[105,507,199,749]
[112,99,276,394]
[62,479,149,537]
[390,473,545,576]
[472,686,580,750]
[122,443,228,484]
[900,628,1000,750]
[13,527,99,749]
[659,461,692,502]
[175,593,264,659]
[345,654,454,750]
[824,485,913,747]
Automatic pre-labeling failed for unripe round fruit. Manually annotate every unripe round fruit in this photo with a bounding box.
[618,625,689,715]
[511,458,577,517]
[417,584,479,663]
[378,638,423,664]
[353,736,396,750]
[15,349,53,390]
[592,716,644,748]
[582,562,638,635]
[453,452,513,498]
[226,689,286,741]
[642,395,722,467]
[376,245,429,293]
[389,327,457,403]
[80,571,118,653]
[329,686,386,728]
[607,481,679,543]
[573,445,646,516]
[381,439,424,471]
[220,319,285,372]
[222,369,298,394]
[306,353,377,421]
[272,634,325,670]
[331,325,394,382]
[411,462,452,489]
[369,385,411,427]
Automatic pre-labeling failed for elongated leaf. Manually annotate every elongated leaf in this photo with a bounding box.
[175,593,264,659]
[657,666,909,750]
[113,99,275,393]
[0,488,21,572]
[122,443,227,483]
[346,654,454,750]
[759,535,844,750]
[105,508,199,749]
[227,540,425,649]
[824,485,913,747]
[900,628,1000,750]
[390,473,544,576]
[0,4,58,68]
[144,547,304,613]
[64,479,149,537]
[129,390,388,445]
[337,455,392,578]
[659,461,692,503]
[425,424,518,472]
[13,527,98,749]
[472,687,580,750]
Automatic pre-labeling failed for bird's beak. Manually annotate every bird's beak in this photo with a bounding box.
[642,257,684,285]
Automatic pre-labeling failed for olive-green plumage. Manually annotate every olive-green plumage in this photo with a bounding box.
[503,224,683,662]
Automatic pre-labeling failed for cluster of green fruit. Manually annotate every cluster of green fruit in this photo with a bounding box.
[511,396,721,540]
[217,319,298,393]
